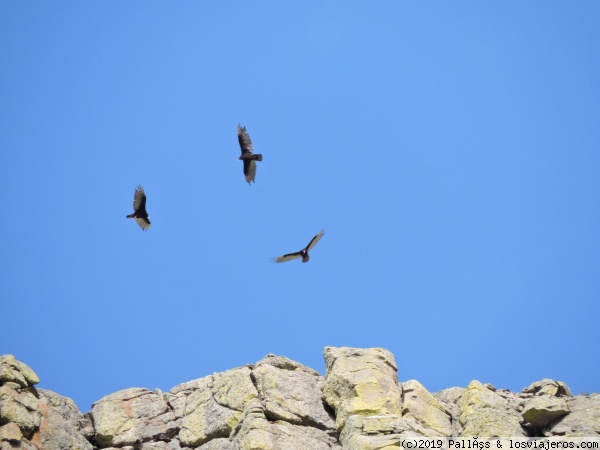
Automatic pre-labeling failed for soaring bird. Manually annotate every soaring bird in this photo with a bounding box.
[273,230,325,263]
[237,124,263,184]
[126,185,151,231]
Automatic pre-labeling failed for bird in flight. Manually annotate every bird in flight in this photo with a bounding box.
[273,230,325,263]
[237,124,263,184]
[126,185,151,231]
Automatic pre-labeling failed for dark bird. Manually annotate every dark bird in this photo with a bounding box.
[126,185,151,231]
[273,230,325,263]
[237,124,263,184]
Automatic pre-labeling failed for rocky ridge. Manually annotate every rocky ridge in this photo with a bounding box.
[1,348,598,450]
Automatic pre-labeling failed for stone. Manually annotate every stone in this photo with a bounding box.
[2,351,599,449]
[0,422,23,442]
[29,389,93,450]
[458,380,526,437]
[546,394,600,436]
[91,387,178,447]
[0,355,40,388]
[252,354,335,430]
[0,384,41,437]
[169,367,257,447]
[340,414,439,450]
[197,438,231,449]
[522,379,572,397]
[521,395,570,428]
[322,347,403,430]
[434,386,464,434]
[231,398,340,450]
[402,380,453,436]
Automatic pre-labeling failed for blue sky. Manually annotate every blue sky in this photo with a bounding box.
[1,2,599,411]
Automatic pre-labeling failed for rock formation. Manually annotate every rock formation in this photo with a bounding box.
[0,349,598,449]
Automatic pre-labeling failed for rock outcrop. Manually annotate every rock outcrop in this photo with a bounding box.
[0,349,598,450]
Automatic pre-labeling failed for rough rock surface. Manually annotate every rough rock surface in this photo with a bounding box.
[1,349,597,450]
[458,380,527,437]
[322,347,403,430]
[402,379,453,436]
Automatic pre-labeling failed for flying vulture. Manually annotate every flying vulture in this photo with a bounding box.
[273,230,325,263]
[126,185,151,231]
[237,124,263,184]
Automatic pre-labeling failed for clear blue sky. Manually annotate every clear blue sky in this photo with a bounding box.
[1,2,599,411]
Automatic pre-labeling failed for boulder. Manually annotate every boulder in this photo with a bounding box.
[0,355,39,388]
[322,347,403,431]
[91,388,178,447]
[522,379,572,397]
[0,422,23,442]
[521,395,570,428]
[458,380,526,437]
[252,354,335,430]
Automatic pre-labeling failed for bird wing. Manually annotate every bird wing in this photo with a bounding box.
[133,186,147,211]
[306,230,325,252]
[237,124,253,154]
[135,217,151,231]
[273,252,303,263]
[244,159,257,184]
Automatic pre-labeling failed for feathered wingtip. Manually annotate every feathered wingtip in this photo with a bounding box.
[255,154,263,161]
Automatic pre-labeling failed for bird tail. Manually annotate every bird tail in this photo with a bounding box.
[126,214,135,218]
[254,154,263,161]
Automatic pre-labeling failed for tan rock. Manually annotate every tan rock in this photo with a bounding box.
[0,422,23,442]
[458,380,526,437]
[322,347,403,430]
[402,380,453,436]
[0,355,39,388]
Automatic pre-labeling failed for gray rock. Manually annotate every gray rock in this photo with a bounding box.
[434,386,464,434]
[521,395,570,428]
[522,379,572,397]
[230,398,340,450]
[546,394,600,436]
[198,438,232,449]
[91,387,178,447]
[340,414,439,449]
[29,389,92,450]
[169,367,257,448]
[252,354,335,430]
[0,384,41,437]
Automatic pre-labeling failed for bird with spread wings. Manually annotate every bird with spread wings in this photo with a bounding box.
[273,231,325,263]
